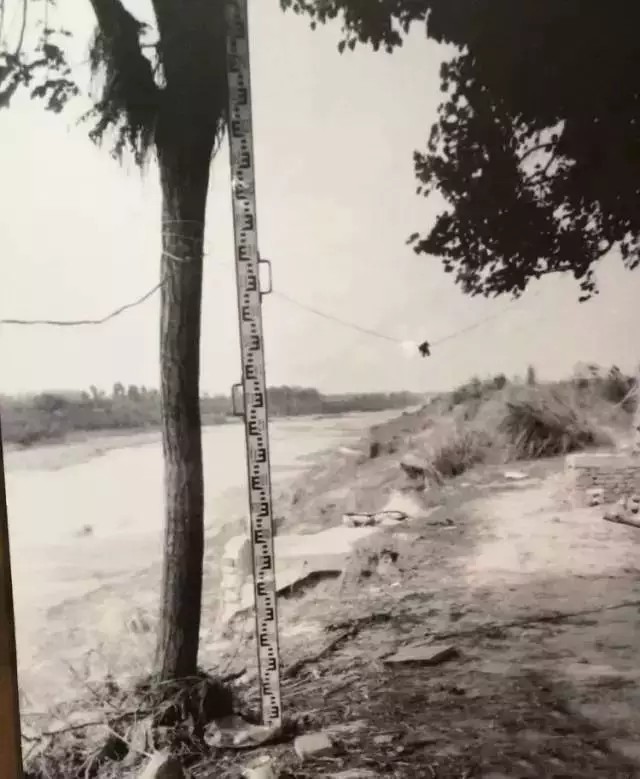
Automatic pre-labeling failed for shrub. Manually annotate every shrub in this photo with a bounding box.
[429,428,492,478]
[499,388,610,459]
[600,365,635,408]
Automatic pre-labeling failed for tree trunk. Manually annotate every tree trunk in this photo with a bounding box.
[153,135,212,681]
[633,369,640,455]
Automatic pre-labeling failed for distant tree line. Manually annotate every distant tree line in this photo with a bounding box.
[0,383,422,447]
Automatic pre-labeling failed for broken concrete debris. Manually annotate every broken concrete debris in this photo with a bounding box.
[294,731,334,761]
[400,453,427,479]
[342,510,407,528]
[203,717,280,749]
[604,511,640,529]
[586,487,605,507]
[342,512,377,527]
[241,755,278,779]
[373,733,395,745]
[221,526,379,622]
[603,493,640,527]
[384,643,459,667]
[504,470,527,481]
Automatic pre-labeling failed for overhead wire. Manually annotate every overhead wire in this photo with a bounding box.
[271,290,401,344]
[0,239,542,356]
[0,242,195,327]
[290,283,452,391]
[0,278,164,327]
[273,285,542,349]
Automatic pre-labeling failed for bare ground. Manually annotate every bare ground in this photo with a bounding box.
[21,406,640,778]
[209,450,640,778]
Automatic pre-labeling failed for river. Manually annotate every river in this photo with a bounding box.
[4,410,396,710]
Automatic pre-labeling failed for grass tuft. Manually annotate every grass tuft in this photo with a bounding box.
[499,387,611,460]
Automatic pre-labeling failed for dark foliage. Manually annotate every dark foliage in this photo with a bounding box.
[0,0,78,113]
[1,0,228,163]
[282,0,640,299]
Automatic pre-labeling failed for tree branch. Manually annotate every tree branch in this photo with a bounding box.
[522,147,561,190]
[0,0,6,48]
[518,141,556,166]
[15,0,27,56]
[87,0,147,51]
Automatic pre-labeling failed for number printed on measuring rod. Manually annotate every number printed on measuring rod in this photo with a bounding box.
[225,0,283,730]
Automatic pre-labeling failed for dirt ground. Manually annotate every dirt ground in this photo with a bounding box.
[20,405,640,778]
[214,455,640,778]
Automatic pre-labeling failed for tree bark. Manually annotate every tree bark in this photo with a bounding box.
[153,134,212,681]
[632,369,640,455]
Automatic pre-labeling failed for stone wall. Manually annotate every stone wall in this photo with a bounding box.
[566,452,640,507]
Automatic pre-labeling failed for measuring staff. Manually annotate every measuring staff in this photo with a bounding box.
[225,0,283,729]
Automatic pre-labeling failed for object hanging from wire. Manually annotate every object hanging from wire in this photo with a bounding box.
[418,340,431,358]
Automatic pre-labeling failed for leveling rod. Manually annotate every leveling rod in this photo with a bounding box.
[225,0,283,729]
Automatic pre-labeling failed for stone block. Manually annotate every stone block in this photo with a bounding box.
[294,732,334,760]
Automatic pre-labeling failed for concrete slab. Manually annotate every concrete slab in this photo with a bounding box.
[224,526,377,569]
[220,525,379,623]
[220,561,340,623]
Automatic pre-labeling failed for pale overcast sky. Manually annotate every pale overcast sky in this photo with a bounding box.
[0,1,639,396]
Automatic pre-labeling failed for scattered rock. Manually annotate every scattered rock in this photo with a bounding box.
[628,494,640,514]
[241,755,278,778]
[376,548,400,577]
[400,454,427,479]
[586,487,605,507]
[325,719,368,736]
[609,739,640,763]
[373,733,395,745]
[294,731,334,760]
[204,717,279,749]
[327,771,381,778]
[76,523,93,537]
[338,446,361,457]
[123,716,153,766]
[377,510,408,526]
[233,724,281,748]
[137,752,185,779]
[343,510,408,528]
[427,516,456,528]
[384,643,459,667]
[343,512,376,528]
[504,470,527,481]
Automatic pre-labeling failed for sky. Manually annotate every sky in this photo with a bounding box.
[0,2,639,396]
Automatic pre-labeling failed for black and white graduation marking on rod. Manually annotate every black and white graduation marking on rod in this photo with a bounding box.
[225,0,283,729]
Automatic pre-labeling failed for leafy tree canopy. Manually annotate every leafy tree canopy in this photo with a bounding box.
[282,1,640,300]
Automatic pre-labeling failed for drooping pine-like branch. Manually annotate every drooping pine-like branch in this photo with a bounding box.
[85,0,159,164]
